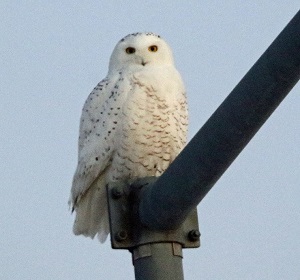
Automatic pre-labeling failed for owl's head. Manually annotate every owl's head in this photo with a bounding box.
[108,32,175,73]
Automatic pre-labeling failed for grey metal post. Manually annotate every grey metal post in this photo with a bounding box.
[107,179,199,280]
[133,243,184,280]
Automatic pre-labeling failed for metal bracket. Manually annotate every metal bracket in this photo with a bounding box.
[107,177,200,250]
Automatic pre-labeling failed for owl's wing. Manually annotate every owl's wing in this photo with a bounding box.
[70,76,123,208]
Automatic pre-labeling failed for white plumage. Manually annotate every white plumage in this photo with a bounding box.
[70,32,188,243]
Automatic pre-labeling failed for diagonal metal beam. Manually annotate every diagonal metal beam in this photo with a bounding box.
[139,10,300,231]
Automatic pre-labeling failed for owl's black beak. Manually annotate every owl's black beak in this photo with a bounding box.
[141,60,147,66]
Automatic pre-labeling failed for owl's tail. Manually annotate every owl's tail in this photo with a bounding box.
[72,175,109,243]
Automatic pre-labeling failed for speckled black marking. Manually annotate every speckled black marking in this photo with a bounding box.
[119,32,161,42]
[109,91,115,99]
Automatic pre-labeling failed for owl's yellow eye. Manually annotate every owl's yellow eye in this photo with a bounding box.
[125,47,136,54]
[148,45,158,52]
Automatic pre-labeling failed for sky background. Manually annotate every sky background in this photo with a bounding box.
[1,1,300,279]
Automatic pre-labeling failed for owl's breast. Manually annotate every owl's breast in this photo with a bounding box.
[108,68,187,182]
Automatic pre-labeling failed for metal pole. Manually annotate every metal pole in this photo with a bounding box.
[107,10,300,280]
[133,243,184,280]
[139,10,300,230]
[107,180,199,280]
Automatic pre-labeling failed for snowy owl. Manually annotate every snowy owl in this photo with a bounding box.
[70,32,188,243]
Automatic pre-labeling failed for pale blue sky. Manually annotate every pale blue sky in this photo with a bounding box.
[1,1,299,279]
